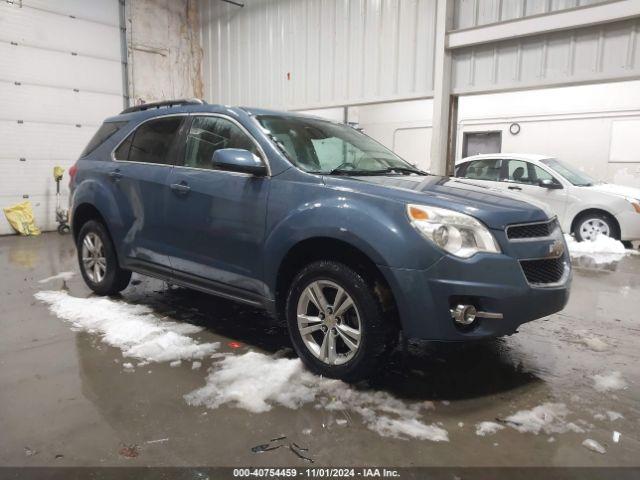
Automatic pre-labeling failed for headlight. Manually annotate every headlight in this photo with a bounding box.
[626,197,640,214]
[407,204,501,258]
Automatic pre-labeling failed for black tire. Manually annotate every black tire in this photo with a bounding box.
[285,260,397,382]
[77,220,131,295]
[572,211,619,242]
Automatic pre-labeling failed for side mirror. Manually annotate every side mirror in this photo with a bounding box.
[538,178,562,189]
[212,148,267,176]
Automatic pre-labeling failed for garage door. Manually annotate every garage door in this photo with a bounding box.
[0,0,124,234]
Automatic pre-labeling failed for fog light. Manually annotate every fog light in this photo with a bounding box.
[452,304,477,326]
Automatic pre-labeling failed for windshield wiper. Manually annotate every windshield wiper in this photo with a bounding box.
[379,166,427,175]
[323,165,427,176]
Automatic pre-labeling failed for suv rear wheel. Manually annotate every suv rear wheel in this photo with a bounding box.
[77,220,131,295]
[285,260,396,382]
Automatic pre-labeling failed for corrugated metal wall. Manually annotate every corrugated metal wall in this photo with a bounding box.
[200,0,437,109]
[452,0,610,30]
[451,18,640,94]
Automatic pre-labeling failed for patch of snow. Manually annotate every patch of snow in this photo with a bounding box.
[613,431,621,443]
[146,438,169,444]
[169,360,181,368]
[458,422,464,428]
[564,234,632,265]
[35,290,219,363]
[582,438,606,454]
[548,437,555,443]
[122,362,134,370]
[336,419,347,426]
[185,351,448,441]
[503,403,583,435]
[38,271,75,284]
[302,428,312,435]
[370,416,448,442]
[592,371,628,393]
[606,411,623,421]
[577,333,609,352]
[475,421,505,436]
[192,361,202,370]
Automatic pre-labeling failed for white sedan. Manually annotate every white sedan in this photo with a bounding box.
[455,154,640,242]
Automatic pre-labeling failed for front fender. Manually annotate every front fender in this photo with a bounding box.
[263,186,443,296]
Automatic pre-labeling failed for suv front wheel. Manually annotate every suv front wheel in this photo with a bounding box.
[77,220,131,295]
[286,260,396,382]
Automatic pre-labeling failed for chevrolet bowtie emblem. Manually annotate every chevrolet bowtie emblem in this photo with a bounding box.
[548,239,565,258]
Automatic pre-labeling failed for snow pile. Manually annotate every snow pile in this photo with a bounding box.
[582,438,606,454]
[564,234,632,265]
[502,403,583,435]
[475,421,505,436]
[592,371,628,393]
[35,290,219,363]
[185,351,448,442]
[38,271,75,284]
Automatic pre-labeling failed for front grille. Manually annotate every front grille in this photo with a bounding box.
[520,257,566,285]
[507,219,557,240]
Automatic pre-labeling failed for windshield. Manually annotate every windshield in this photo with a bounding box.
[540,158,599,186]
[257,115,424,175]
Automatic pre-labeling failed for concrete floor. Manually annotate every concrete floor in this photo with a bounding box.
[1,232,638,467]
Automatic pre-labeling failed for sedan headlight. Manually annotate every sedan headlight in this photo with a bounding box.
[407,204,501,258]
[626,197,640,214]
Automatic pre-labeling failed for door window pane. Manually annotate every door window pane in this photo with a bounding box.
[460,159,502,181]
[127,116,184,164]
[532,165,556,182]
[185,116,259,170]
[505,159,534,184]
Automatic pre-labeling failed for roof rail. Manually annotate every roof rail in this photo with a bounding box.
[120,98,206,114]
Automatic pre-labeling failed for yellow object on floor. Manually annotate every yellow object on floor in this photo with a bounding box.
[3,201,41,236]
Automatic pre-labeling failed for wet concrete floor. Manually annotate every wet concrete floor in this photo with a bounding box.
[1,233,639,467]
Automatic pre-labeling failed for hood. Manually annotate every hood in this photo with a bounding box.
[587,182,640,200]
[325,174,551,229]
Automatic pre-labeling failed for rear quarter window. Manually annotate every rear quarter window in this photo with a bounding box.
[80,121,127,158]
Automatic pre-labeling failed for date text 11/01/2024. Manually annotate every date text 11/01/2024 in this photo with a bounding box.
[232,468,401,478]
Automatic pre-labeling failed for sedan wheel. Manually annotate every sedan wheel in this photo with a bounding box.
[578,217,611,241]
[296,280,362,366]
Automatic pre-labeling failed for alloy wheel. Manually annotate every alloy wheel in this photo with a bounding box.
[81,232,107,283]
[296,280,362,366]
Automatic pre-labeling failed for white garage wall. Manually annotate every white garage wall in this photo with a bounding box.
[300,80,640,187]
[0,0,124,235]
[458,80,640,187]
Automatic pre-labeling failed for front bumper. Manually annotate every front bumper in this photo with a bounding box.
[616,209,640,241]
[380,228,571,341]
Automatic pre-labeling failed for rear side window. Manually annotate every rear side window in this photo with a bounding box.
[80,121,127,157]
[460,159,502,181]
[115,116,184,164]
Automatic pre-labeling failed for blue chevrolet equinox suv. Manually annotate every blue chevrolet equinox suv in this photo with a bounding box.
[70,98,571,381]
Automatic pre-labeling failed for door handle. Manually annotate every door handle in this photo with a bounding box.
[508,186,522,191]
[170,182,191,194]
[109,170,123,182]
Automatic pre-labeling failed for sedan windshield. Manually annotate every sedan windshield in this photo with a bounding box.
[541,158,599,187]
[257,115,425,175]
